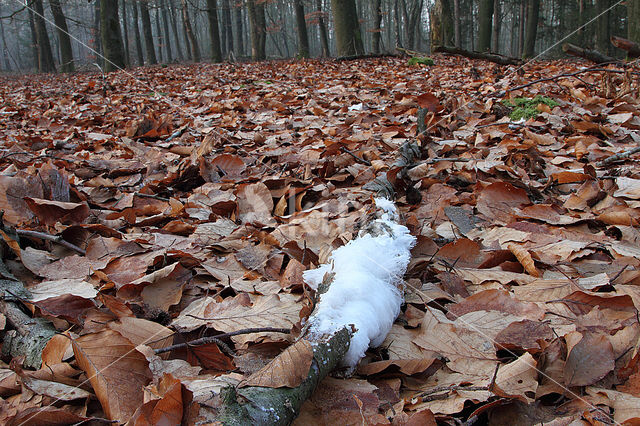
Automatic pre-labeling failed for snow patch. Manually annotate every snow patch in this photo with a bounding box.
[302,198,415,370]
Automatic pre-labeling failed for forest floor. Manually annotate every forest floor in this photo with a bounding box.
[0,55,639,425]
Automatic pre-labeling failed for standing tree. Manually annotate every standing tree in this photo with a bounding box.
[234,1,244,56]
[247,0,266,60]
[522,0,540,58]
[477,0,493,52]
[629,0,640,42]
[430,0,453,51]
[331,0,364,57]
[139,0,158,64]
[49,0,74,72]
[294,0,310,58]
[100,0,126,71]
[316,0,330,57]
[206,0,222,62]
[453,0,461,47]
[181,0,200,61]
[121,0,131,66]
[32,0,56,72]
[491,0,501,53]
[372,0,383,53]
[222,0,233,56]
[132,0,145,65]
[161,0,174,61]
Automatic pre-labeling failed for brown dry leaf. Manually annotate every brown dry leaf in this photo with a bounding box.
[493,352,538,402]
[586,387,640,424]
[241,339,313,388]
[128,374,185,426]
[71,329,152,422]
[564,332,615,387]
[5,407,89,426]
[107,317,173,353]
[476,182,530,224]
[447,289,545,321]
[506,243,540,277]
[236,182,275,225]
[24,198,89,225]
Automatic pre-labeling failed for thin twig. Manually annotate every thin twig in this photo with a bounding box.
[134,192,170,202]
[596,145,640,167]
[16,229,86,256]
[340,146,372,166]
[154,327,291,354]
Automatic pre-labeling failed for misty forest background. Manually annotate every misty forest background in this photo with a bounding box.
[0,0,639,75]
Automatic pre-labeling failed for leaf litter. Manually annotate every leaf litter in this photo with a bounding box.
[0,55,638,424]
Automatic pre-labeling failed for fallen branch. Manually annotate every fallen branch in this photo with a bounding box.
[562,43,617,64]
[340,146,372,166]
[596,145,640,167]
[611,36,640,58]
[16,229,86,256]
[434,46,523,66]
[216,198,415,424]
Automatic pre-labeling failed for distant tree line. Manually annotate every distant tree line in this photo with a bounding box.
[0,0,638,73]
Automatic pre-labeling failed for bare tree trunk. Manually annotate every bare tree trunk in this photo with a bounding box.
[0,3,12,71]
[161,0,174,61]
[155,6,164,62]
[491,0,500,53]
[477,0,493,52]
[372,0,382,53]
[453,0,460,48]
[430,0,452,51]
[121,0,131,66]
[49,0,74,72]
[523,0,540,58]
[630,0,640,43]
[140,0,157,64]
[234,1,244,56]
[247,0,266,60]
[92,0,104,68]
[206,0,222,62]
[181,0,200,61]
[132,1,145,65]
[518,0,525,57]
[100,0,126,72]
[222,0,233,56]
[31,0,56,72]
[294,0,310,57]
[596,0,612,55]
[167,0,184,61]
[331,0,364,57]
[316,0,330,56]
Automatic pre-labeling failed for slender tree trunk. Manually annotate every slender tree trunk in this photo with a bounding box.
[206,0,222,62]
[140,0,158,64]
[247,0,266,60]
[316,0,330,56]
[491,0,500,52]
[277,2,290,57]
[93,0,104,68]
[222,0,233,56]
[430,0,452,51]
[518,0,525,57]
[394,0,402,48]
[132,1,145,65]
[155,6,164,62]
[161,0,174,61]
[372,0,382,53]
[405,0,422,50]
[331,0,364,57]
[48,0,74,72]
[234,1,244,56]
[100,0,126,72]
[453,0,461,48]
[31,0,56,72]
[523,0,540,58]
[167,0,184,61]
[0,3,11,71]
[630,0,640,43]
[121,0,131,66]
[477,0,493,52]
[181,0,200,61]
[596,0,611,55]
[294,0,310,57]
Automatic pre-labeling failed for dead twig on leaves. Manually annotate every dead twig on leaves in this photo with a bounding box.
[154,327,291,354]
[16,229,86,256]
[340,146,372,166]
[596,145,640,167]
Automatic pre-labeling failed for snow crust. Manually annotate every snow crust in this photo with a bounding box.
[302,198,416,369]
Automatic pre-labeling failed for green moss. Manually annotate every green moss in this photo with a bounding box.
[407,56,434,66]
[501,95,559,121]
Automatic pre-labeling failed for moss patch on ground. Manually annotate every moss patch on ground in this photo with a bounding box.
[501,95,559,120]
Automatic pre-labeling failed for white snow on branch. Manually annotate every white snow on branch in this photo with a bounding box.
[302,198,416,370]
